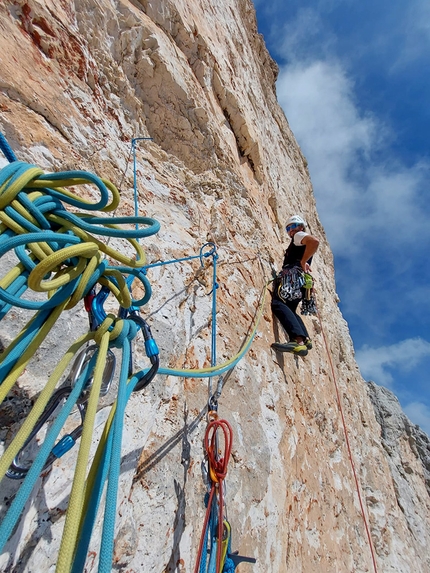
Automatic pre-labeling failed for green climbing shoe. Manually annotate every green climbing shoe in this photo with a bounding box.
[271,342,308,356]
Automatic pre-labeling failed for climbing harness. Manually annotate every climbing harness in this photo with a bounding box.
[273,263,317,314]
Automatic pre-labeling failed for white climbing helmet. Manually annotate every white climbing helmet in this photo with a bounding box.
[286,215,306,230]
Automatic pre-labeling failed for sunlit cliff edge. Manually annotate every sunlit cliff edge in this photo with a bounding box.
[0,1,429,571]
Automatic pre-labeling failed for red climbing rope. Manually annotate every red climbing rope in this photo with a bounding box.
[194,418,233,573]
[317,306,379,573]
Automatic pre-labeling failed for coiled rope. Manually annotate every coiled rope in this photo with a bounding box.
[0,133,267,572]
[0,141,161,571]
[194,419,233,573]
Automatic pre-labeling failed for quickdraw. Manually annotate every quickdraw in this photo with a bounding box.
[5,344,115,480]
[301,272,317,315]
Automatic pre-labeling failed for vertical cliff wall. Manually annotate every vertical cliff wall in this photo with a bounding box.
[0,1,429,572]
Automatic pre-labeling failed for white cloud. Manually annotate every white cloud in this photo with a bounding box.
[365,163,430,242]
[403,401,430,435]
[278,61,376,162]
[276,60,376,236]
[278,7,335,63]
[355,338,430,387]
[276,59,430,257]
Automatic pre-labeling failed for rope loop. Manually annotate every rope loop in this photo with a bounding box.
[0,157,160,317]
[205,419,233,484]
[92,315,116,345]
[0,133,261,572]
[27,242,99,292]
[0,162,44,208]
[194,419,234,573]
[28,171,120,211]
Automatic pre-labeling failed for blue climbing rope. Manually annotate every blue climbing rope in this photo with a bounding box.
[0,131,260,572]
[0,131,17,162]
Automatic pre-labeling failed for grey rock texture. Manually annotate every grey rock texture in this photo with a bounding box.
[367,380,430,505]
[0,1,429,572]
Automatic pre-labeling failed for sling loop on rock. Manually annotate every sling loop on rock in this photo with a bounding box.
[194,419,233,573]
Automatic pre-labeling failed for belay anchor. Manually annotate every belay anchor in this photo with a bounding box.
[194,415,256,573]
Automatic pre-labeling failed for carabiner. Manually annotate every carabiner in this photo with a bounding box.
[218,520,231,571]
[89,285,111,329]
[5,385,83,480]
[127,312,160,392]
[70,343,116,402]
[208,395,218,414]
[6,344,116,480]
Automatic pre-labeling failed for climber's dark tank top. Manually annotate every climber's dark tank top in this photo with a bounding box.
[282,239,306,268]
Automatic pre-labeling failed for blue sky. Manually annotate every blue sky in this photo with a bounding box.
[254,0,430,434]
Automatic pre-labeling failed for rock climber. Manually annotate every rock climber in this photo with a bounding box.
[271,215,319,357]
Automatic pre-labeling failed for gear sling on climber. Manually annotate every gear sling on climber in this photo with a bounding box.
[271,215,319,357]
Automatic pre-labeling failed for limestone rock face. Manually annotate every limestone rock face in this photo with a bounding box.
[366,382,430,533]
[0,1,429,572]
